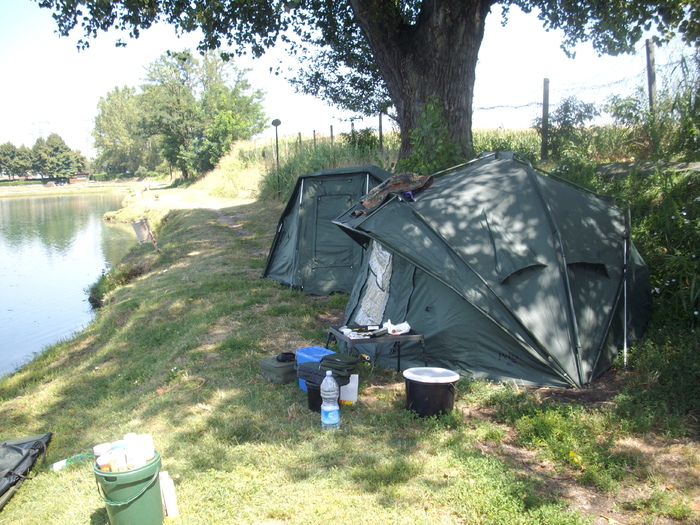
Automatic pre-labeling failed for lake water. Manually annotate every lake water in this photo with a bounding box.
[0,191,137,377]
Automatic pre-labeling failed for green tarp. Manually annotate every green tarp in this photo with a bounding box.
[334,152,652,387]
[263,165,392,295]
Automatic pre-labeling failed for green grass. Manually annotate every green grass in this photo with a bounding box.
[0,197,593,524]
[1,129,699,524]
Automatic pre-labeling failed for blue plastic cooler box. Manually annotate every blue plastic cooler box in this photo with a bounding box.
[296,346,335,391]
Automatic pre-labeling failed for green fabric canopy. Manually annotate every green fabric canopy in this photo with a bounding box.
[334,153,652,387]
[263,165,392,295]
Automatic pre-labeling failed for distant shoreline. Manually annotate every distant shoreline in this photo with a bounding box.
[0,180,147,197]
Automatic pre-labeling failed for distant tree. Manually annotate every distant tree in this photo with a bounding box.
[140,50,203,179]
[93,86,160,175]
[140,50,266,178]
[32,137,51,178]
[46,133,75,177]
[196,54,265,173]
[0,142,16,178]
[69,150,88,174]
[1,143,35,179]
[31,134,85,178]
[534,96,599,160]
[12,146,34,178]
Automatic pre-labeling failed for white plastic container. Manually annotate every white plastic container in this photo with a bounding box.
[124,433,155,469]
[339,373,359,405]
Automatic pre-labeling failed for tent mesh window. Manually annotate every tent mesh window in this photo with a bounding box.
[356,242,392,325]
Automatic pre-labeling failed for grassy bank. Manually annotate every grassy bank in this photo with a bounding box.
[1,134,699,524]
[0,192,696,524]
[2,197,587,525]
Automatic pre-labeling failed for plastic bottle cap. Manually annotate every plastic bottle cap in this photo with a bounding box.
[326,370,332,375]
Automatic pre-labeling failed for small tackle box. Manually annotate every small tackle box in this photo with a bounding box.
[259,353,297,384]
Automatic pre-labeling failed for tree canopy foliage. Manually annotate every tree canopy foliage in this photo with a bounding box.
[93,86,161,176]
[37,0,700,162]
[93,50,266,178]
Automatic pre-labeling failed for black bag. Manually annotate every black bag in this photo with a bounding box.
[320,353,359,377]
[296,361,350,387]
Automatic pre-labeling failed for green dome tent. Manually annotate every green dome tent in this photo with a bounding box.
[334,152,652,388]
[263,165,392,295]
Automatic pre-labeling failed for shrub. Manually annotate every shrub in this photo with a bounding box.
[534,96,599,162]
[342,127,379,154]
[396,95,466,175]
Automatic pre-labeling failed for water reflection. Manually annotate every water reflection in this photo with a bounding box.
[0,192,136,376]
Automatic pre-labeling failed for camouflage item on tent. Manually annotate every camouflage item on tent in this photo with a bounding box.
[352,172,434,217]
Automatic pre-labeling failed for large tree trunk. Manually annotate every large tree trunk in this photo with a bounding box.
[349,0,494,159]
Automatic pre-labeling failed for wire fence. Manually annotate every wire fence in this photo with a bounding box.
[257,39,695,154]
[473,39,694,129]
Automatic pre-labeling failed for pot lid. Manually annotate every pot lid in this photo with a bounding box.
[402,367,460,383]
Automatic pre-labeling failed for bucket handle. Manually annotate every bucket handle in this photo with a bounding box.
[95,469,159,507]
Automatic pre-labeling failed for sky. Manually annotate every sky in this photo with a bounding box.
[0,1,689,158]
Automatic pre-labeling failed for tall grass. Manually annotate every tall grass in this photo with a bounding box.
[192,141,267,200]
[473,128,540,163]
[253,127,542,200]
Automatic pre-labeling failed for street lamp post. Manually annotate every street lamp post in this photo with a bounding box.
[272,119,281,197]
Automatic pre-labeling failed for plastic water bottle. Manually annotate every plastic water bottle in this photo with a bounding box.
[320,370,340,430]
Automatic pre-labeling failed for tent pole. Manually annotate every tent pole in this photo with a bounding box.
[623,230,629,368]
[526,169,584,386]
[289,180,305,290]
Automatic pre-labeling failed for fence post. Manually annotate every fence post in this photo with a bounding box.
[541,78,550,162]
[646,39,658,156]
[646,39,657,115]
[271,119,281,197]
[379,113,383,152]
[330,125,335,167]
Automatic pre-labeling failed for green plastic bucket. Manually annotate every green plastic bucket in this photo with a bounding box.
[94,451,164,525]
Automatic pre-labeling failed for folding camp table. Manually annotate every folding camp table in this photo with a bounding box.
[326,326,426,371]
